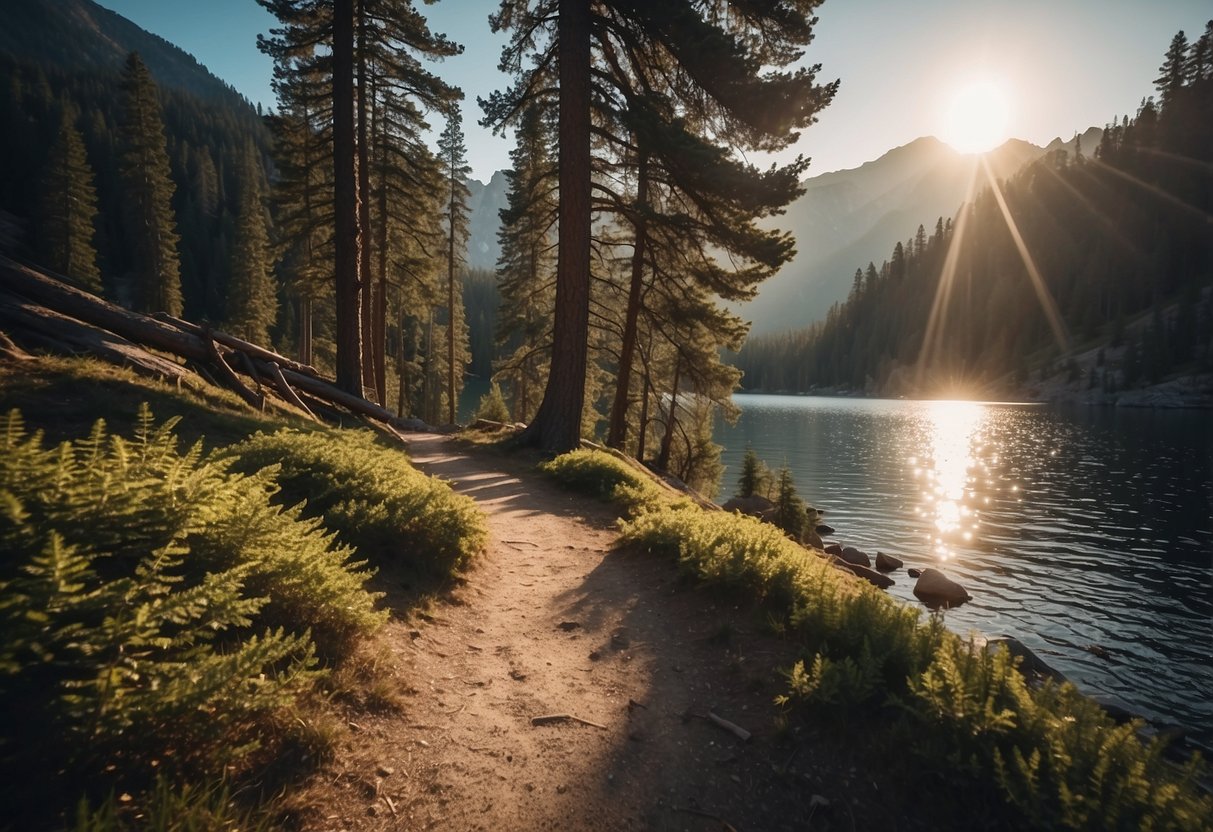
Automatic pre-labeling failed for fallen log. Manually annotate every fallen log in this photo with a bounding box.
[1,257,210,363]
[0,256,431,432]
[0,291,192,383]
[153,311,320,378]
[201,327,262,409]
[264,361,316,420]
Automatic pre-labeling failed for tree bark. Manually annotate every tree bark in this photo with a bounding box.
[356,0,377,397]
[447,179,458,425]
[656,357,681,471]
[606,150,648,450]
[373,82,388,407]
[518,0,591,452]
[333,0,363,395]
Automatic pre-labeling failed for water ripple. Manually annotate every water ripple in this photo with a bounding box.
[717,395,1213,745]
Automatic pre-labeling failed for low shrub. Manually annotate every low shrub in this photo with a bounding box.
[474,382,512,423]
[0,406,385,821]
[537,448,667,516]
[620,501,1211,830]
[229,429,486,578]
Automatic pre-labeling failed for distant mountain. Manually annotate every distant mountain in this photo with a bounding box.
[466,170,508,271]
[0,0,256,110]
[0,0,269,321]
[742,128,1103,334]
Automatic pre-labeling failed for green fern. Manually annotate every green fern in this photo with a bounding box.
[0,406,387,821]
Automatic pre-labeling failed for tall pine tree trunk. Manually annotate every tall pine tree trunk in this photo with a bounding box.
[373,86,388,406]
[636,334,653,460]
[332,0,362,395]
[606,150,649,450]
[656,357,681,471]
[519,0,590,452]
[298,294,312,365]
[447,187,457,425]
[356,1,377,398]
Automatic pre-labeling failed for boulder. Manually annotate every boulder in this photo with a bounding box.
[834,558,895,589]
[803,528,824,549]
[824,543,843,557]
[907,567,922,578]
[912,568,971,608]
[874,551,903,572]
[721,495,775,518]
[815,523,836,536]
[839,546,871,567]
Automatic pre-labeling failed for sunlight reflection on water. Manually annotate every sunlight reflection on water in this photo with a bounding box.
[715,394,1213,748]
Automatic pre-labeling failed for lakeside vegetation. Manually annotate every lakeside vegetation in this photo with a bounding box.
[540,447,1212,831]
[0,358,485,829]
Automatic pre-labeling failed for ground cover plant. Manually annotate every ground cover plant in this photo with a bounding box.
[229,428,486,578]
[541,449,1212,830]
[0,405,386,825]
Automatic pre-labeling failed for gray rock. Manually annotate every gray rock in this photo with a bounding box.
[815,524,836,536]
[907,567,922,578]
[824,543,843,556]
[834,558,894,589]
[839,546,871,567]
[912,568,971,608]
[874,551,903,572]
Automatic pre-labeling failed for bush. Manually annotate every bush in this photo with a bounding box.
[0,406,385,819]
[537,448,667,516]
[475,382,512,423]
[229,429,486,577]
[620,501,1211,830]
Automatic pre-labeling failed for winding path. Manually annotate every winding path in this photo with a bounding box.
[296,434,881,831]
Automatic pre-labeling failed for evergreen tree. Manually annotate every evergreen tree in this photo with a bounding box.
[495,103,557,423]
[38,109,100,291]
[1155,30,1190,111]
[771,465,809,541]
[736,446,771,500]
[483,0,836,452]
[438,108,471,425]
[118,52,182,315]
[225,142,277,346]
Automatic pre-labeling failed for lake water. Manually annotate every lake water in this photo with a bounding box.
[714,394,1213,748]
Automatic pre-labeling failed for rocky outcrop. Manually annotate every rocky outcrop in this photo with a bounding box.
[874,551,903,572]
[824,543,843,556]
[912,568,971,608]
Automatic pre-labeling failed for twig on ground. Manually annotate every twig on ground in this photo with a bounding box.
[707,711,752,742]
[530,713,608,730]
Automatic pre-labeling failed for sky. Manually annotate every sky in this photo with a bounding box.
[96,0,1211,182]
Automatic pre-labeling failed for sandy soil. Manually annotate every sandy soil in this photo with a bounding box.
[290,434,894,832]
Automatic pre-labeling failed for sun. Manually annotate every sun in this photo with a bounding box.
[943,79,1011,154]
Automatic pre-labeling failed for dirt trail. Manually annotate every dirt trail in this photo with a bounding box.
[296,434,880,831]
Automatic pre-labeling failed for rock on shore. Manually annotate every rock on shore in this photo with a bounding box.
[912,568,971,608]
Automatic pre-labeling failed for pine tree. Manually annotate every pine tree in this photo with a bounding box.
[736,446,771,500]
[1155,30,1190,111]
[495,103,557,423]
[38,109,101,291]
[484,1,837,452]
[438,108,471,425]
[225,142,277,346]
[771,465,809,541]
[118,52,182,315]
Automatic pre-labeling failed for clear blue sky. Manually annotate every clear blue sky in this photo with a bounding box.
[96,0,1210,182]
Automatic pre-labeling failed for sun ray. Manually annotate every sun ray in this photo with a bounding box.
[1086,156,1213,226]
[916,157,979,390]
[980,156,1070,353]
[1038,163,1149,266]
